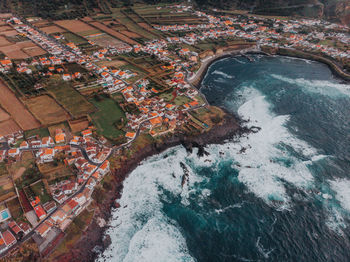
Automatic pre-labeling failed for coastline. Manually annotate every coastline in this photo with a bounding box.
[53,108,248,262]
[188,45,350,88]
[54,46,350,262]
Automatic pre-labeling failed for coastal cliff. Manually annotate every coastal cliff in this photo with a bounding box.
[51,108,246,262]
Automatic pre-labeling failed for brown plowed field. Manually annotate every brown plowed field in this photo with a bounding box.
[120,30,141,38]
[0,119,21,136]
[0,25,12,32]
[41,25,66,34]
[55,20,95,33]
[0,80,40,130]
[25,95,71,125]
[89,21,138,45]
[0,41,45,59]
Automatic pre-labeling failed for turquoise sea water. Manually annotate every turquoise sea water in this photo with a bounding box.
[98,55,350,262]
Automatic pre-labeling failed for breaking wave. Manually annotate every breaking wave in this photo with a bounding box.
[271,74,350,97]
[212,70,235,79]
[97,147,197,262]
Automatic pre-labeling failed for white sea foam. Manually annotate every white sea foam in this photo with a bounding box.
[220,88,317,204]
[271,74,350,97]
[212,70,234,79]
[97,147,198,262]
[330,178,350,212]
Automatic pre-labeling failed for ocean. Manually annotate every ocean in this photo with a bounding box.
[98,55,350,262]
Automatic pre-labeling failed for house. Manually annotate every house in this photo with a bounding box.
[8,221,23,236]
[51,209,67,223]
[31,140,41,148]
[19,141,29,149]
[81,129,92,137]
[99,160,110,176]
[1,230,16,247]
[67,199,80,215]
[86,178,96,189]
[43,201,56,214]
[55,133,65,144]
[62,74,71,81]
[0,236,7,252]
[35,221,51,238]
[8,148,20,158]
[149,116,163,127]
[34,205,46,220]
[73,193,87,206]
[40,148,55,162]
[42,136,54,147]
[18,222,31,235]
[62,182,77,195]
[125,132,136,140]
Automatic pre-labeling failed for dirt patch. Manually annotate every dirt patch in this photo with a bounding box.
[96,59,127,68]
[0,119,22,136]
[0,41,44,59]
[0,108,10,122]
[25,95,71,125]
[0,25,12,32]
[89,21,138,45]
[0,80,40,131]
[55,19,95,33]
[88,34,124,48]
[41,25,66,34]
[0,30,18,37]
[68,117,89,133]
[22,46,47,57]
[0,36,11,46]
[120,30,141,38]
[13,166,25,181]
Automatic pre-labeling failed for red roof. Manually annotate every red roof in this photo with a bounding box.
[34,205,46,219]
[2,230,16,246]
[67,199,79,210]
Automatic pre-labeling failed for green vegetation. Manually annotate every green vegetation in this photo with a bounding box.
[29,180,51,203]
[15,164,42,189]
[90,95,126,140]
[46,78,95,118]
[24,127,50,139]
[62,32,87,45]
[0,163,8,177]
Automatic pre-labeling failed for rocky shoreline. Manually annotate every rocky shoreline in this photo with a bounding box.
[53,108,248,262]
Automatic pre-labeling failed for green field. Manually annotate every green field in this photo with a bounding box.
[24,127,50,139]
[62,32,88,44]
[46,78,95,118]
[30,180,51,204]
[90,96,126,140]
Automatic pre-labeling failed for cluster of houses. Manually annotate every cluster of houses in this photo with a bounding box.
[0,220,31,253]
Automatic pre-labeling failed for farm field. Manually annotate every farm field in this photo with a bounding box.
[40,25,66,34]
[89,21,138,45]
[0,80,40,131]
[0,41,46,59]
[90,96,126,140]
[0,108,9,122]
[86,33,124,48]
[0,119,21,136]
[68,117,89,133]
[46,79,95,118]
[25,95,71,125]
[61,32,88,45]
[54,19,95,34]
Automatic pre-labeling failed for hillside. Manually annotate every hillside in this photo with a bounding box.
[0,0,349,25]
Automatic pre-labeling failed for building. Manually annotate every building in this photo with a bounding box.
[8,148,20,158]
[1,230,16,248]
[34,205,46,220]
[35,221,51,238]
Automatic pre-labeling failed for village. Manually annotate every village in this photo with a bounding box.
[0,2,347,259]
